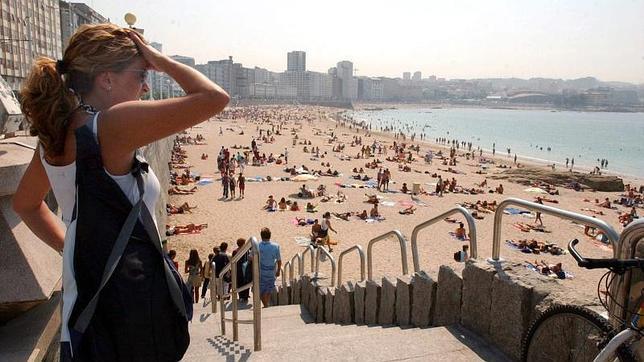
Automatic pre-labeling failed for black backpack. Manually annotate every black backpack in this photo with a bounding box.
[62,118,192,361]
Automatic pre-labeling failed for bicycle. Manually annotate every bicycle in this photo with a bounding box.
[521,239,643,362]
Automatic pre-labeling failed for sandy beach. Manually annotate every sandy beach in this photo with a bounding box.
[165,105,642,302]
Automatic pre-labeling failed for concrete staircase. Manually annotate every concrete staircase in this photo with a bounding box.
[185,298,509,361]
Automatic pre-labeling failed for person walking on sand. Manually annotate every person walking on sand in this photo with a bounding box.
[229,172,236,199]
[319,212,338,252]
[284,147,288,164]
[222,172,230,199]
[535,197,544,226]
[255,228,281,307]
[185,249,203,303]
[238,173,245,199]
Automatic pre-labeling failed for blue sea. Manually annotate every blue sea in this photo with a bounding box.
[349,108,644,178]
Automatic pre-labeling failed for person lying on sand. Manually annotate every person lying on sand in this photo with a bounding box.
[598,197,612,208]
[165,223,208,235]
[166,202,197,214]
[332,212,353,221]
[526,260,566,279]
[399,206,416,215]
[168,186,198,195]
[365,193,380,204]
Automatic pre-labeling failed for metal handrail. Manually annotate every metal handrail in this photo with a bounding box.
[314,247,337,287]
[337,245,366,285]
[291,253,303,277]
[410,206,478,272]
[491,198,620,261]
[301,245,315,273]
[212,236,261,351]
[367,230,409,281]
[282,261,291,287]
[611,219,644,324]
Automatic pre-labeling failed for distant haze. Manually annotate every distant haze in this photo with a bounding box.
[86,0,644,83]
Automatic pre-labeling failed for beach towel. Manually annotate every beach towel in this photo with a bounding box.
[524,187,549,194]
[505,240,536,254]
[196,178,214,186]
[448,232,470,241]
[525,263,574,279]
[504,207,531,215]
[365,216,386,223]
[380,201,396,207]
[294,236,312,246]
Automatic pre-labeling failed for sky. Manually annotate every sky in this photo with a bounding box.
[84,0,644,83]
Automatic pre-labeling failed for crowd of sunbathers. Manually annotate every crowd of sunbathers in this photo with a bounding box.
[507,239,564,255]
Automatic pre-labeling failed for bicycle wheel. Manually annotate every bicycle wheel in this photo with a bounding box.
[522,304,617,362]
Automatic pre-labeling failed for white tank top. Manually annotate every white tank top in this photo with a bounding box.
[40,112,161,226]
[40,112,162,345]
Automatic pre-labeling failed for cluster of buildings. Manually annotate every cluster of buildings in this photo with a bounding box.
[1,1,642,109]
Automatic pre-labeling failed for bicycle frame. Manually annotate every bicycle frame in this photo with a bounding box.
[593,328,639,362]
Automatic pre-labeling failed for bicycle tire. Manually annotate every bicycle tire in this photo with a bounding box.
[521,304,636,362]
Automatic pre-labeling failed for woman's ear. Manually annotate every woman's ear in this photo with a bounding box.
[95,72,113,93]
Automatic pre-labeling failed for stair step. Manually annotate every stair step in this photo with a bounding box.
[185,304,509,361]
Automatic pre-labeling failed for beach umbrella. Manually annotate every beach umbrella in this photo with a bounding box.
[292,174,318,182]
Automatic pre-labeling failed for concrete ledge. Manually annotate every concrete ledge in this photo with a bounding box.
[324,287,335,323]
[0,290,61,362]
[411,271,435,328]
[395,276,412,327]
[378,276,397,326]
[316,287,328,323]
[489,274,533,361]
[434,265,463,326]
[354,281,366,325]
[278,284,290,306]
[333,281,355,325]
[364,280,381,325]
[291,278,301,304]
[461,261,496,338]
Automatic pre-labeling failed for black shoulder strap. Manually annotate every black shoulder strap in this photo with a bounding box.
[72,156,146,333]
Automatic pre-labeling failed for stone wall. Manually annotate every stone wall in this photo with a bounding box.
[0,136,174,323]
[273,260,593,361]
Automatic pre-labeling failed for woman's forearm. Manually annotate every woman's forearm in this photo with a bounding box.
[18,202,65,252]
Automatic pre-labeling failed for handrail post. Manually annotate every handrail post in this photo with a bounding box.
[337,245,366,286]
[314,247,337,287]
[210,266,217,313]
[231,258,238,341]
[410,206,477,272]
[219,277,225,335]
[290,253,302,277]
[252,238,261,351]
[301,245,315,274]
[282,261,290,287]
[491,198,620,261]
[367,230,408,281]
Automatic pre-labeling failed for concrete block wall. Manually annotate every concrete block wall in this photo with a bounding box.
[274,260,578,362]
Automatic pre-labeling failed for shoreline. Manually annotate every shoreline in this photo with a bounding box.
[353,101,644,114]
[343,108,644,181]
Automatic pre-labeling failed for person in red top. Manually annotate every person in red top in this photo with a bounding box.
[168,249,179,270]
